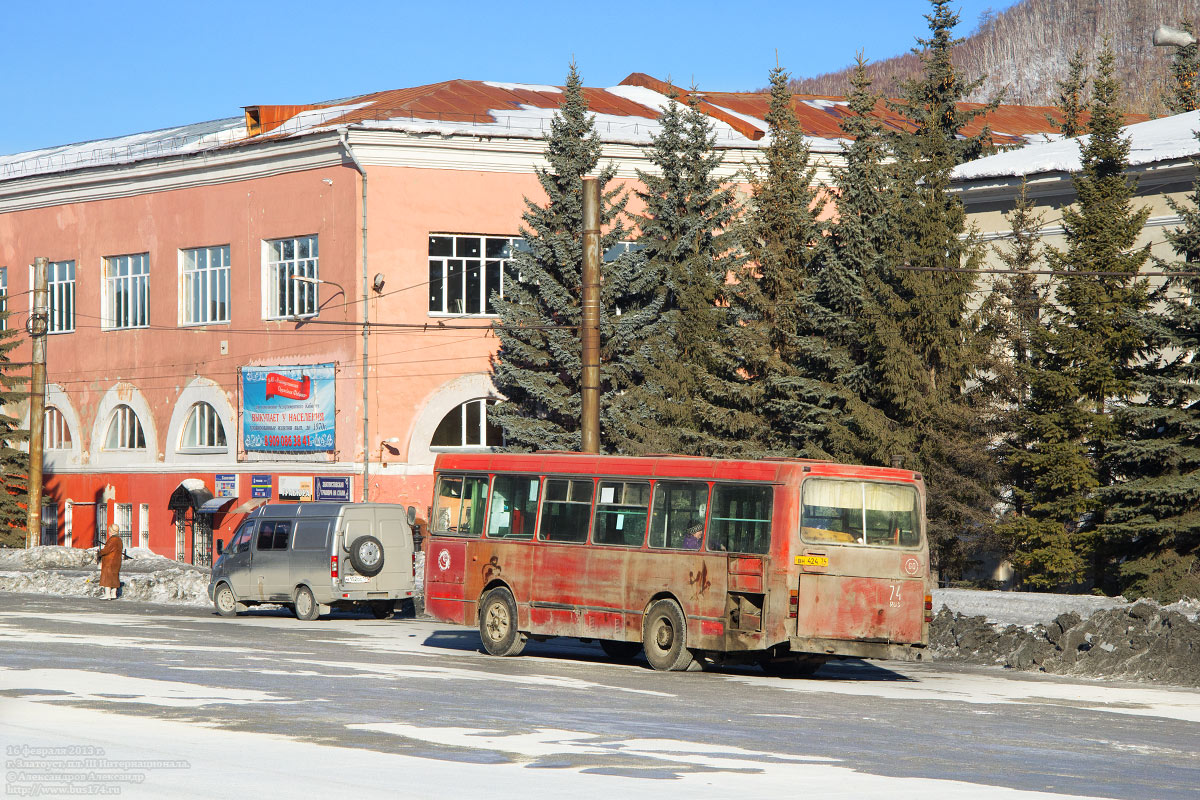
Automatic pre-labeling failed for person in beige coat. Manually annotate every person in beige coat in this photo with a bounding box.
[97,528,124,600]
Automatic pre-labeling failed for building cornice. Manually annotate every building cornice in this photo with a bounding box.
[951,157,1200,207]
[0,131,348,213]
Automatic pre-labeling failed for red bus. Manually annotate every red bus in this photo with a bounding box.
[423,452,931,674]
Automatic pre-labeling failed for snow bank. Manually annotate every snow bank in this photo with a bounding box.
[0,545,210,606]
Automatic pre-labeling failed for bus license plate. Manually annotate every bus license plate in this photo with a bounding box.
[795,555,828,567]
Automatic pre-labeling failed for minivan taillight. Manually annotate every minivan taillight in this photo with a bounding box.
[331,555,339,579]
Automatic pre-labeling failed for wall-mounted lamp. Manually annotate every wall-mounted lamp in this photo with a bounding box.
[379,437,400,467]
[372,273,386,293]
[291,274,346,296]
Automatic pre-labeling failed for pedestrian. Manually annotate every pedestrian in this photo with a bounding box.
[97,525,124,600]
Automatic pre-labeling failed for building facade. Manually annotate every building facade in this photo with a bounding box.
[1,73,1064,563]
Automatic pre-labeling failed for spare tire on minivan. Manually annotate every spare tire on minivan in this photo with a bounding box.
[348,534,385,577]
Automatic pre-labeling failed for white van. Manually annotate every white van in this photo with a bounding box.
[208,502,418,620]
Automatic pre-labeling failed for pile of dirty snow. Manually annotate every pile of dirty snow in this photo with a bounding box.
[930,593,1200,688]
[0,545,210,606]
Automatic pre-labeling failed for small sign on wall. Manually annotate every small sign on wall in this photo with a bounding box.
[315,476,352,502]
[250,474,273,499]
[279,476,314,502]
[215,474,238,497]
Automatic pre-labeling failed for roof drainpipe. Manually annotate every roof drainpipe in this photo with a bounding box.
[340,131,370,502]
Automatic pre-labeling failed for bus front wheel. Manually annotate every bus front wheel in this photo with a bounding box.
[642,600,695,671]
[479,588,527,657]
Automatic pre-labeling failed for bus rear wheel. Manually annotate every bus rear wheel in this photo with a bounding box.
[479,587,527,657]
[642,599,694,671]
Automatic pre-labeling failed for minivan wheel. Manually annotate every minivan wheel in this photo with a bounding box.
[349,535,385,577]
[214,584,238,617]
[294,586,320,621]
[478,587,526,657]
[642,599,695,671]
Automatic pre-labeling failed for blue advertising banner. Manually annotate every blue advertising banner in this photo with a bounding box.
[250,474,273,499]
[242,363,335,452]
[315,476,352,502]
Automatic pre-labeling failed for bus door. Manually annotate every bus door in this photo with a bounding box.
[530,477,593,636]
[425,474,488,627]
[794,479,926,645]
[707,483,774,645]
[583,480,652,642]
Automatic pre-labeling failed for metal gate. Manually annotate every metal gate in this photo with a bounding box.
[193,514,212,567]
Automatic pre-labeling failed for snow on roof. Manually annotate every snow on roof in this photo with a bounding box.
[953,110,1200,182]
[0,73,1072,184]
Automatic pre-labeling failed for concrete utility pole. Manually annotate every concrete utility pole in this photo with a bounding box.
[580,178,602,454]
[26,257,48,548]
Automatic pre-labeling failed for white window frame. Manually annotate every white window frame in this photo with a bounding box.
[105,405,147,451]
[64,501,73,548]
[179,401,227,452]
[180,245,231,326]
[429,398,503,449]
[262,235,318,320]
[102,253,150,330]
[44,406,73,450]
[28,261,76,334]
[428,234,520,317]
[0,266,6,331]
[139,503,149,549]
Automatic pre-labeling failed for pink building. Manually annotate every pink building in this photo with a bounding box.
[0,73,1064,564]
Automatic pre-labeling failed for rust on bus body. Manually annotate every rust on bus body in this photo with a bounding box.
[424,452,930,664]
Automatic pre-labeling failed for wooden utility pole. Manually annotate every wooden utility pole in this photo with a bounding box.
[580,178,601,454]
[26,257,48,548]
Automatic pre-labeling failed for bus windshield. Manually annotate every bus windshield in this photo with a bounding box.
[800,479,920,547]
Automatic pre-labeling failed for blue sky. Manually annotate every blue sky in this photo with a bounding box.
[3,0,1017,155]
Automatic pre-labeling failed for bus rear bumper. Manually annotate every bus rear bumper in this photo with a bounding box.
[789,636,926,662]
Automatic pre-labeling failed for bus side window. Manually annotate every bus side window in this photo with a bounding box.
[538,478,593,543]
[708,484,772,554]
[592,481,650,546]
[488,475,539,539]
[433,475,489,537]
[649,481,710,550]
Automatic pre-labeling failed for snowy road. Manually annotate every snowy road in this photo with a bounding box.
[0,594,1197,799]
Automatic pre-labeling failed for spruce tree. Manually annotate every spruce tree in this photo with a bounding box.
[1044,44,1154,590]
[489,63,639,452]
[0,290,29,547]
[614,90,744,456]
[732,65,860,460]
[1051,49,1088,138]
[1094,130,1200,601]
[989,183,1090,588]
[873,0,1000,578]
[1166,21,1200,115]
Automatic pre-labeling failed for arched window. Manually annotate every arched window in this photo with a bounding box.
[431,398,502,448]
[44,407,73,449]
[180,402,227,450]
[105,405,146,450]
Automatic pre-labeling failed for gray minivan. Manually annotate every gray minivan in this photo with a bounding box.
[208,502,419,620]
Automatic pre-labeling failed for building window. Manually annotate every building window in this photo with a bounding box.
[30,261,76,333]
[44,407,72,450]
[264,235,318,319]
[115,503,133,548]
[40,501,57,546]
[104,404,147,450]
[431,398,503,448]
[428,234,520,315]
[103,253,150,329]
[0,267,6,331]
[181,245,230,325]
[180,402,226,450]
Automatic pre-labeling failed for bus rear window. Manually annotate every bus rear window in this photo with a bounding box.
[433,475,489,537]
[801,479,919,548]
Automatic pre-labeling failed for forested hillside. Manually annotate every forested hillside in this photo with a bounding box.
[790,0,1198,114]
